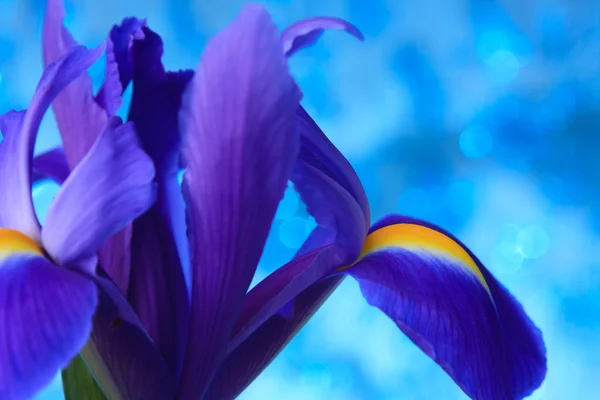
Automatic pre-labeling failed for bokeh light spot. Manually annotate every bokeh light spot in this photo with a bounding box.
[459,125,493,158]
[490,241,525,274]
[517,225,550,259]
[485,50,521,84]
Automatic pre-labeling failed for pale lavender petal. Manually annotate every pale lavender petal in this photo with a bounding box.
[43,0,111,169]
[282,17,364,57]
[42,117,155,271]
[0,45,103,240]
[0,253,97,400]
[177,5,301,399]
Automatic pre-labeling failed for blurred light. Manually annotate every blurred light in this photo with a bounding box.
[275,183,299,220]
[485,50,521,84]
[397,188,431,218]
[177,169,185,185]
[445,180,475,217]
[278,216,309,249]
[517,225,551,259]
[477,30,511,62]
[459,125,493,158]
[300,363,333,393]
[490,241,525,274]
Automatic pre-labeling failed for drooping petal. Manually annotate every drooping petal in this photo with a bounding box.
[0,45,103,241]
[32,147,70,185]
[117,24,192,381]
[42,117,155,272]
[341,215,547,400]
[177,5,301,399]
[81,275,176,400]
[282,17,364,57]
[0,229,97,400]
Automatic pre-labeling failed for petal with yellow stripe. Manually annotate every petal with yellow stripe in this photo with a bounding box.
[0,228,97,400]
[342,215,546,400]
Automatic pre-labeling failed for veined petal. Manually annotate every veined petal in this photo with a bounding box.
[32,147,70,185]
[42,117,155,272]
[341,215,547,400]
[207,163,365,397]
[177,5,301,399]
[0,229,97,400]
[82,275,175,400]
[43,0,113,169]
[282,16,364,57]
[122,24,192,381]
[0,45,103,241]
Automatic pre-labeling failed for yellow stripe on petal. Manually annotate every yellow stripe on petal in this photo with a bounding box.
[0,228,44,261]
[341,223,490,292]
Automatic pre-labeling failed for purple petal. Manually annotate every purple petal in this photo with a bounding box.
[177,5,301,399]
[205,162,365,396]
[96,18,146,113]
[32,147,69,184]
[206,275,343,399]
[0,45,103,241]
[42,0,111,169]
[83,275,175,400]
[128,205,189,383]
[343,215,547,399]
[296,106,370,227]
[42,117,155,271]
[282,17,364,57]
[0,250,97,400]
[122,24,192,381]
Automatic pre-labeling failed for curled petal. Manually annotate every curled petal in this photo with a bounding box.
[342,215,547,400]
[177,5,301,398]
[0,45,103,240]
[282,16,364,57]
[42,117,155,272]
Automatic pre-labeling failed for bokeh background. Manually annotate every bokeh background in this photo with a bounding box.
[1,0,599,398]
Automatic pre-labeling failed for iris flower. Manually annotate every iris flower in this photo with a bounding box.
[5,1,547,399]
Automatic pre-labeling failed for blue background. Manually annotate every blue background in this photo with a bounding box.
[1,0,598,398]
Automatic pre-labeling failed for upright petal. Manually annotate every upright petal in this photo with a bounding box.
[42,117,155,272]
[0,45,103,241]
[43,0,113,168]
[0,229,97,400]
[341,215,547,400]
[119,24,192,381]
[282,17,364,57]
[177,5,301,399]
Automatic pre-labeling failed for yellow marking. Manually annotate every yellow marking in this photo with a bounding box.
[340,223,490,292]
[0,228,44,261]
